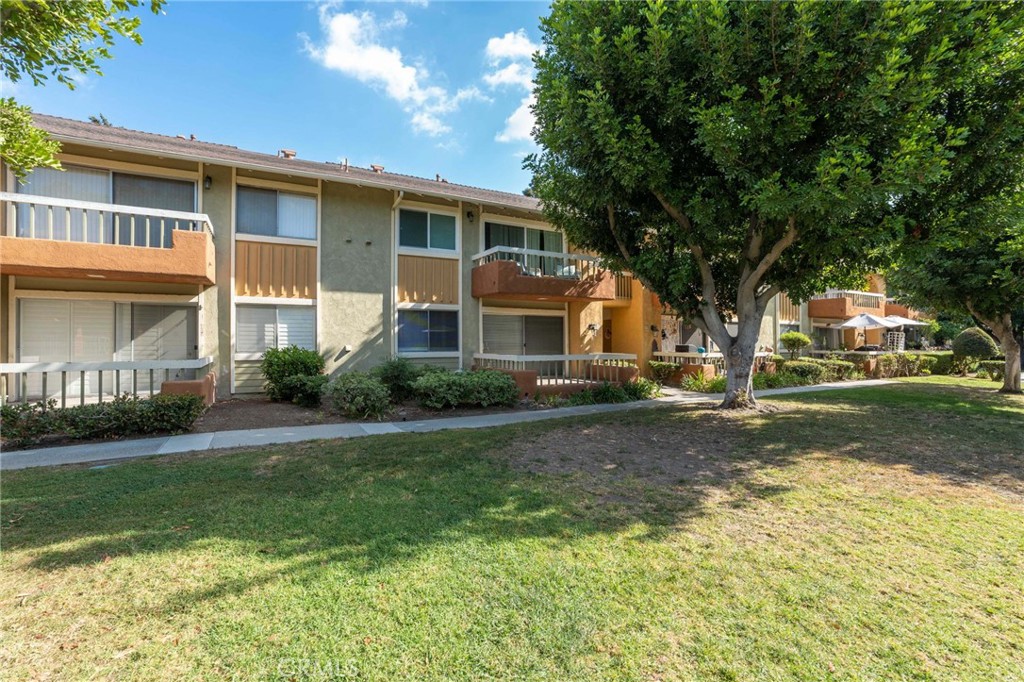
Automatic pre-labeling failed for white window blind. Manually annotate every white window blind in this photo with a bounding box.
[277,307,315,349]
[277,193,317,240]
[482,315,524,355]
[17,166,109,241]
[236,305,315,353]
[237,187,316,240]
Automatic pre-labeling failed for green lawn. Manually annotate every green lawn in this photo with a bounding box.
[2,377,1022,681]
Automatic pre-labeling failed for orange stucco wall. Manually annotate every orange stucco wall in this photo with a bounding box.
[0,231,215,285]
[472,259,616,302]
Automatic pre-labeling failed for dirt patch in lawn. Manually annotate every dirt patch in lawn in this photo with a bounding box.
[191,396,549,433]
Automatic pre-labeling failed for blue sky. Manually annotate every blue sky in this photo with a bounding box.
[10,1,550,194]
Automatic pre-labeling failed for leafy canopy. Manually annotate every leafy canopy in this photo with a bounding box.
[527,1,1023,333]
[0,0,164,178]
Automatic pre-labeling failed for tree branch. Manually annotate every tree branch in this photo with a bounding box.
[742,215,797,291]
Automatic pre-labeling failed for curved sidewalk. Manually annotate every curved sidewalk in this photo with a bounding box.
[0,380,893,471]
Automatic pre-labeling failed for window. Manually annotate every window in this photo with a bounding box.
[236,305,315,354]
[397,310,458,352]
[399,209,457,252]
[236,186,316,240]
[484,222,563,253]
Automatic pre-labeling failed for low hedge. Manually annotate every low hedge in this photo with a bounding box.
[915,351,954,375]
[876,353,937,378]
[413,370,519,410]
[977,360,1005,382]
[371,357,424,403]
[777,360,826,382]
[324,372,391,420]
[280,374,329,408]
[260,346,325,402]
[0,394,206,447]
[648,360,679,385]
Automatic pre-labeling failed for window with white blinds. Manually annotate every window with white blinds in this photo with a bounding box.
[236,186,317,240]
[236,305,315,354]
[482,314,565,356]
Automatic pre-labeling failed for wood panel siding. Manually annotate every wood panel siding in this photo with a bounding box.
[397,255,459,305]
[235,241,316,299]
[233,359,265,393]
[778,294,801,322]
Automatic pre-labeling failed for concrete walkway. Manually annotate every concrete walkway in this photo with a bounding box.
[1,380,894,470]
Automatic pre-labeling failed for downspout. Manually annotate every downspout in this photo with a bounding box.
[392,190,404,210]
[390,191,403,358]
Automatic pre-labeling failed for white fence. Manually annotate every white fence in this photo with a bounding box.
[0,357,214,407]
[1,192,214,248]
[473,353,637,386]
[653,351,773,373]
[810,289,885,310]
[472,246,604,280]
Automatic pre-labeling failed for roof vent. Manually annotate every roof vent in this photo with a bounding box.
[279,149,297,160]
[371,164,384,174]
[190,134,196,141]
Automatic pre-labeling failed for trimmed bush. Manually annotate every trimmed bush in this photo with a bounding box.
[753,371,813,390]
[280,374,329,408]
[648,360,679,385]
[876,353,936,378]
[952,327,999,365]
[780,331,812,359]
[371,357,424,403]
[622,377,661,401]
[260,346,325,401]
[917,351,954,375]
[977,360,1005,382]
[781,361,826,382]
[0,394,205,447]
[413,370,520,409]
[325,372,391,420]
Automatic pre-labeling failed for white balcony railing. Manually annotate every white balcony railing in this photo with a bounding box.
[473,352,636,387]
[0,356,214,408]
[472,246,604,280]
[1,192,215,249]
[653,351,773,373]
[810,289,885,309]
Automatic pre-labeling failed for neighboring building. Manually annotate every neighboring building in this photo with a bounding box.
[0,114,662,403]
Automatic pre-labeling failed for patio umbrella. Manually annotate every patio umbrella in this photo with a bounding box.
[883,314,929,327]
[837,313,900,329]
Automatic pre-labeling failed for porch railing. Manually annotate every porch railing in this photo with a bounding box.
[473,353,637,386]
[615,274,633,299]
[1,192,215,249]
[0,356,214,408]
[472,246,604,280]
[653,351,773,374]
[810,289,884,309]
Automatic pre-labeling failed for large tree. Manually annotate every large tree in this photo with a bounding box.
[527,0,1024,407]
[0,0,163,179]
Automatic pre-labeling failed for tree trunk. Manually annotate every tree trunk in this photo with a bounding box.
[1000,332,1022,393]
[712,299,766,409]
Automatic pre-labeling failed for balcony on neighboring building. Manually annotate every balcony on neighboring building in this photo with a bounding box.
[885,299,921,320]
[807,289,886,319]
[0,192,215,286]
[471,246,616,302]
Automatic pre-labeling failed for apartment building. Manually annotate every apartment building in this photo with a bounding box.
[0,114,663,403]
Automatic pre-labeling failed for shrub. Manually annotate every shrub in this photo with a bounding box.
[325,372,391,419]
[1,394,205,447]
[592,381,630,403]
[622,377,661,401]
[952,327,999,369]
[781,360,825,382]
[780,331,812,359]
[917,351,954,375]
[567,389,597,406]
[977,360,1005,382]
[769,353,785,364]
[260,346,325,401]
[462,371,519,408]
[648,360,679,385]
[280,374,328,408]
[371,357,423,403]
[413,370,519,409]
[753,371,813,390]
[876,353,935,378]
[679,372,727,392]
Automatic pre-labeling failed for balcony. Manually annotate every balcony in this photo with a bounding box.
[0,192,215,286]
[807,289,885,320]
[885,299,920,320]
[471,247,616,302]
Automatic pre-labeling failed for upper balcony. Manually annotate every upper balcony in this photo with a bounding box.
[471,247,616,303]
[807,289,886,320]
[885,299,921,320]
[0,192,215,286]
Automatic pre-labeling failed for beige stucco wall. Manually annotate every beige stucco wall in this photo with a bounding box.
[199,163,233,396]
[319,181,394,375]
[461,205,481,368]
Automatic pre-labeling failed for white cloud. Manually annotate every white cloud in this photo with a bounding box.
[483,29,540,144]
[303,7,482,136]
[495,95,535,143]
[485,29,539,63]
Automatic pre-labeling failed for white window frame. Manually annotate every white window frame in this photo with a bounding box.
[234,302,318,361]
[396,303,460,358]
[397,204,461,259]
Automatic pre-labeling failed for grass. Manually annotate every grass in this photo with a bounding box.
[1,376,1022,681]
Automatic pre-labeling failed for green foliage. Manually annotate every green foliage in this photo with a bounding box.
[0,393,204,447]
[876,354,935,379]
[0,0,164,178]
[413,370,519,410]
[647,361,679,385]
[753,372,814,390]
[260,346,325,402]
[324,373,391,420]
[952,328,1000,361]
[371,357,424,403]
[527,1,1023,404]
[280,374,328,409]
[780,332,812,359]
[977,360,1006,382]
[915,352,955,376]
[621,377,661,401]
[780,361,825,383]
[567,382,630,406]
[679,373,728,393]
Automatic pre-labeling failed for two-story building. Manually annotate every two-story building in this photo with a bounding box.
[0,114,662,404]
